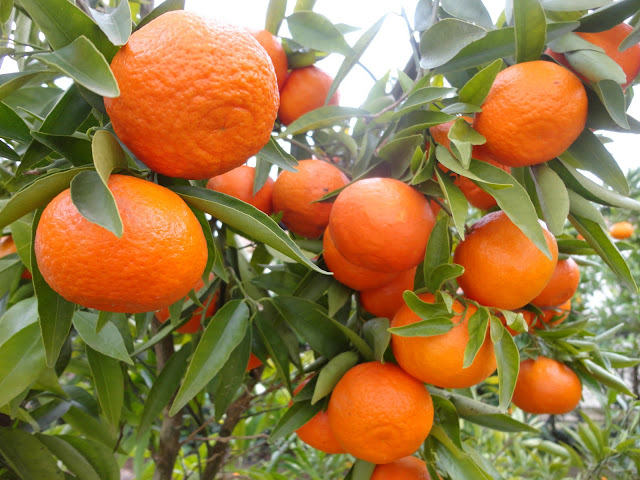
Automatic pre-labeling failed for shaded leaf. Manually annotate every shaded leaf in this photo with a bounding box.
[530,163,570,236]
[86,346,123,427]
[36,435,100,480]
[215,328,252,419]
[490,317,520,411]
[312,351,358,404]
[265,0,286,34]
[463,306,489,368]
[362,317,390,363]
[0,428,64,479]
[88,0,131,46]
[0,297,38,348]
[70,171,123,237]
[268,399,322,443]
[420,19,487,69]
[72,311,133,365]
[514,0,547,63]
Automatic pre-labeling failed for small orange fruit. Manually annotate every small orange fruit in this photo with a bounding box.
[371,456,431,480]
[329,178,436,273]
[156,274,218,334]
[609,221,634,239]
[105,11,279,179]
[328,362,433,464]
[360,267,416,319]
[0,235,31,279]
[322,227,397,291]
[531,258,580,308]
[246,354,263,372]
[473,61,587,167]
[206,165,275,215]
[391,293,496,388]
[453,210,559,310]
[249,29,288,91]
[278,65,339,126]
[272,159,349,238]
[538,299,571,329]
[500,309,537,336]
[512,356,582,414]
[35,175,208,313]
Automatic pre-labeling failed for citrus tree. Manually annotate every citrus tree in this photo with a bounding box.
[0,0,640,479]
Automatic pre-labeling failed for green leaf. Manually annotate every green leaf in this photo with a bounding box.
[389,316,455,337]
[362,318,390,363]
[420,19,487,70]
[592,80,629,129]
[256,137,298,173]
[458,59,503,106]
[430,425,493,480]
[514,0,547,63]
[577,0,640,32]
[620,21,640,51]
[0,102,31,143]
[568,190,607,228]
[378,135,423,177]
[541,0,611,11]
[0,323,46,408]
[62,406,117,449]
[135,0,185,31]
[428,263,466,294]
[490,317,520,411]
[86,346,123,427]
[88,0,131,46]
[287,11,353,56]
[565,49,628,84]
[440,0,495,30]
[311,351,358,404]
[281,106,369,136]
[435,167,467,240]
[351,459,376,480]
[70,171,123,237]
[327,280,351,316]
[29,132,93,167]
[92,130,129,186]
[394,87,457,118]
[0,297,38,348]
[463,307,489,369]
[423,216,450,285]
[35,435,101,480]
[170,300,250,416]
[33,36,120,98]
[171,185,327,274]
[580,359,634,396]
[268,399,322,444]
[265,0,286,34]
[0,1,13,24]
[530,164,570,236]
[0,428,64,479]
[255,304,294,391]
[0,71,56,103]
[53,435,119,480]
[72,311,133,365]
[215,328,252,419]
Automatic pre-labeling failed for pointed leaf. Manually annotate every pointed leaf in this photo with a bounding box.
[362,318,390,363]
[86,346,123,427]
[62,406,117,449]
[435,167,467,239]
[458,59,503,106]
[215,328,252,419]
[256,137,298,173]
[88,0,131,46]
[265,0,286,34]
[592,80,629,129]
[490,317,519,410]
[577,0,640,32]
[463,307,489,368]
[54,435,119,480]
[0,102,31,143]
[0,297,38,348]
[92,130,129,186]
[423,215,451,286]
[0,428,64,479]
[36,435,100,480]
[530,164,570,236]
[420,19,487,69]
[281,106,369,136]
[287,11,353,56]
[70,171,123,237]
[135,0,185,31]
[72,311,133,365]
[440,0,495,30]
[268,399,322,443]
[311,351,358,404]
[431,425,493,480]
[514,0,547,63]
[0,70,56,103]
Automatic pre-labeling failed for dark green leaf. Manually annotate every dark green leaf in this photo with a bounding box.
[54,435,119,480]
[312,351,358,404]
[0,71,56,103]
[35,435,100,480]
[592,80,629,129]
[514,0,547,63]
[530,164,570,236]
[362,317,390,363]
[541,0,611,11]
[429,264,465,293]
[423,215,450,286]
[70,171,123,237]
[576,0,640,32]
[268,399,322,443]
[62,406,117,449]
[287,11,353,56]
[0,297,38,348]
[394,87,457,118]
[420,19,487,69]
[435,27,511,74]
[458,59,503,106]
[0,102,31,143]
[620,21,640,51]
[265,0,286,34]
[72,311,133,365]
[135,0,185,31]
[281,106,369,136]
[256,137,298,173]
[327,280,351,317]
[463,307,489,368]
[215,328,252,419]
[29,132,93,166]
[435,167,467,239]
[0,428,64,479]
[255,304,294,391]
[378,135,423,175]
[490,317,519,410]
[86,346,123,427]
[88,0,131,46]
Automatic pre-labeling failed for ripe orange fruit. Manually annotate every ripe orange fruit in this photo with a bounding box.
[609,221,634,239]
[104,11,279,180]
[391,293,496,388]
[206,165,275,215]
[249,29,288,91]
[292,380,344,454]
[35,175,208,313]
[322,227,397,291]
[538,299,571,329]
[360,267,416,319]
[329,178,436,273]
[453,210,559,310]
[512,356,582,414]
[500,309,537,336]
[547,23,640,89]
[278,65,339,126]
[0,235,31,279]
[272,159,349,238]
[531,258,580,308]
[473,61,587,167]
[328,362,433,464]
[156,274,218,334]
[246,354,263,371]
[371,456,431,480]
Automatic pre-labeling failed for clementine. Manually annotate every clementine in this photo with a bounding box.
[538,300,571,329]
[206,165,275,215]
[250,29,288,90]
[531,258,580,308]
[360,267,416,319]
[278,65,339,125]
[371,456,431,480]
[609,221,634,239]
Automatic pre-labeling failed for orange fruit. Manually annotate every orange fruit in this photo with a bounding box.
[453,210,559,310]
[104,11,279,180]
[500,309,537,336]
[206,165,275,215]
[360,267,416,319]
[473,61,587,167]
[322,227,397,291]
[272,159,349,238]
[512,356,582,414]
[246,354,263,371]
[538,299,571,329]
[278,65,339,126]
[391,293,496,388]
[329,178,436,273]
[249,29,288,91]
[328,362,433,464]
[609,221,634,239]
[0,235,31,279]
[35,175,208,313]
[292,379,344,454]
[547,23,640,89]
[531,258,580,308]
[371,456,431,480]
[156,274,218,334]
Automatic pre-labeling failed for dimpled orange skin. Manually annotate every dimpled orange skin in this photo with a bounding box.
[328,362,434,464]
[371,456,431,480]
[473,61,587,167]
[323,227,398,291]
[610,221,634,239]
[360,267,416,319]
[249,29,288,91]
[532,258,580,308]
[278,66,339,126]
[272,159,349,238]
[104,11,279,180]
[512,356,582,414]
[453,210,559,310]
[35,175,208,313]
[206,165,275,215]
[391,293,496,389]
[329,178,436,273]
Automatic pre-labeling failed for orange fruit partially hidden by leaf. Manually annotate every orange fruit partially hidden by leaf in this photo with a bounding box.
[329,178,436,273]
[328,362,433,464]
[538,300,571,329]
[454,210,558,310]
[156,274,218,334]
[206,165,275,215]
[35,175,208,313]
[391,293,496,388]
[249,29,288,91]
[272,159,349,238]
[278,65,339,126]
[360,267,416,319]
[473,61,587,167]
[371,456,431,480]
[500,309,536,336]
[105,11,279,179]
[609,221,634,239]
[532,258,580,308]
[512,356,582,414]
[246,354,263,372]
[0,236,31,279]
